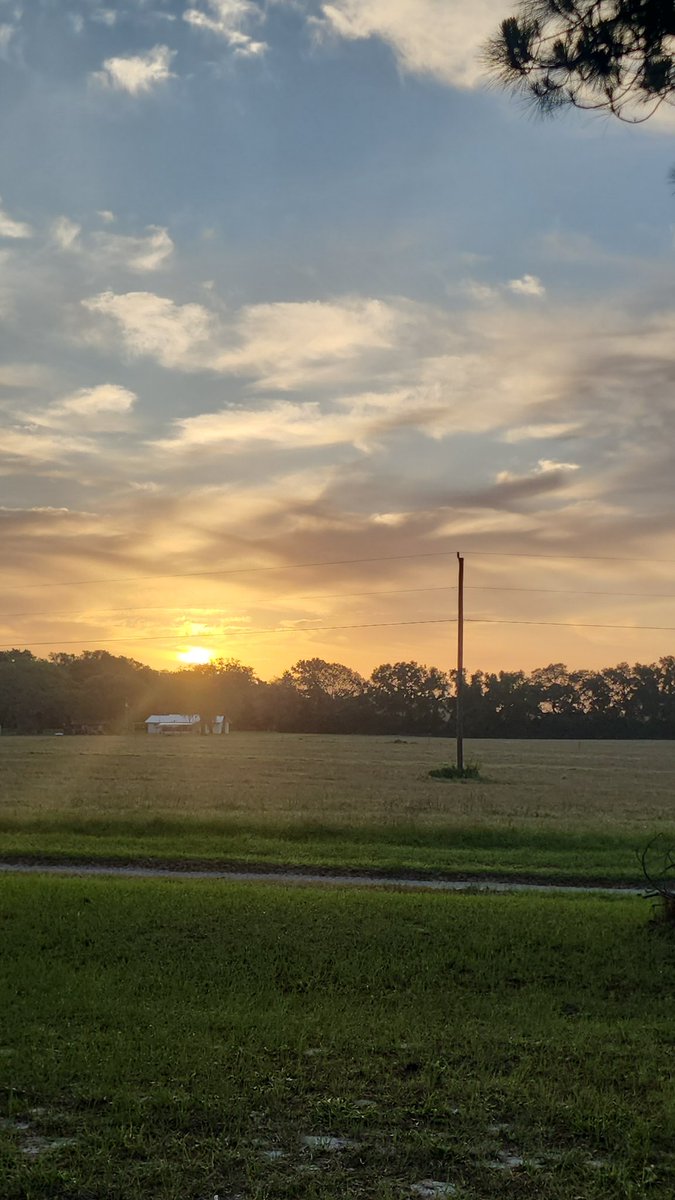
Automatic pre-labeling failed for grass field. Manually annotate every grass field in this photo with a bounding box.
[2,875,674,1199]
[1,734,674,880]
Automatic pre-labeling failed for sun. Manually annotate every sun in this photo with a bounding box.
[178,646,213,666]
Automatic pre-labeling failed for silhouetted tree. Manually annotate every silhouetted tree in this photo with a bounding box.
[480,670,542,736]
[2,645,675,738]
[281,658,367,732]
[50,650,154,729]
[485,0,675,122]
[0,650,73,733]
[369,661,451,735]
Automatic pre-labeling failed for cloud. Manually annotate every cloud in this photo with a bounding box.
[92,45,176,95]
[90,7,118,26]
[0,199,32,239]
[51,216,81,250]
[0,314,144,469]
[0,22,17,55]
[1,426,93,466]
[508,274,546,297]
[158,399,348,452]
[504,422,581,443]
[0,506,100,535]
[5,386,139,466]
[493,458,581,499]
[0,362,48,391]
[94,226,174,272]
[313,0,507,88]
[464,274,545,303]
[53,384,136,417]
[536,458,580,474]
[76,282,675,554]
[38,384,137,431]
[81,290,406,383]
[52,218,173,272]
[214,298,402,389]
[155,388,452,456]
[78,283,644,466]
[155,362,551,457]
[184,0,267,57]
[463,280,499,304]
[82,291,217,369]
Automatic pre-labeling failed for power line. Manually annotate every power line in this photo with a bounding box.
[6,581,675,627]
[7,545,675,593]
[4,550,462,592]
[0,617,457,650]
[467,617,675,632]
[4,613,675,654]
[470,550,675,563]
[471,585,675,598]
[0,584,459,622]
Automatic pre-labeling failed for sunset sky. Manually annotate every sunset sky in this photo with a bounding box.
[3,0,675,679]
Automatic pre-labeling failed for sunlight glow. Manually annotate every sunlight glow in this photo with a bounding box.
[177,646,213,665]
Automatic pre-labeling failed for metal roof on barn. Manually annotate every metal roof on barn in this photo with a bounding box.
[145,714,201,725]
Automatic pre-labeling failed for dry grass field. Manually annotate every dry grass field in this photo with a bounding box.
[1,734,674,878]
[2,732,675,827]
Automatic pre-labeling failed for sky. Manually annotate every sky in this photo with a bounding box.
[3,0,675,679]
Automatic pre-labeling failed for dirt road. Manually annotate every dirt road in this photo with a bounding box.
[0,859,645,895]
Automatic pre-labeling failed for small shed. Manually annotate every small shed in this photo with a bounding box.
[145,714,229,735]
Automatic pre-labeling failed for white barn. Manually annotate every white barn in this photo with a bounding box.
[145,714,229,735]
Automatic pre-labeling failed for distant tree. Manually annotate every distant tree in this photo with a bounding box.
[288,658,365,701]
[266,672,309,733]
[5,644,675,739]
[654,655,675,731]
[209,658,268,728]
[369,661,451,735]
[531,661,582,714]
[485,0,675,123]
[283,658,367,732]
[630,660,664,729]
[50,650,155,729]
[480,670,541,736]
[0,650,73,733]
[564,668,611,735]
[461,670,490,733]
[173,663,220,731]
[601,661,637,726]
[167,658,270,731]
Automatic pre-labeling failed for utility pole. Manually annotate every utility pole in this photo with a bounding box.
[456,552,465,771]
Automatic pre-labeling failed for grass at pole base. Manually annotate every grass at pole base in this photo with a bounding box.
[429,762,481,781]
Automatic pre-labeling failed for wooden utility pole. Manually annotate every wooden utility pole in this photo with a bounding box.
[456,552,465,771]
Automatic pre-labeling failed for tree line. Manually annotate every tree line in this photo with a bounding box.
[2,648,675,738]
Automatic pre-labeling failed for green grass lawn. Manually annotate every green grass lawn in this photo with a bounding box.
[1,876,674,1199]
[0,819,658,882]
[1,734,675,880]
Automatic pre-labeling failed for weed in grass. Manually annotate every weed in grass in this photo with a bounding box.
[640,834,675,927]
[428,762,481,781]
[410,1182,457,1198]
[302,1135,359,1151]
